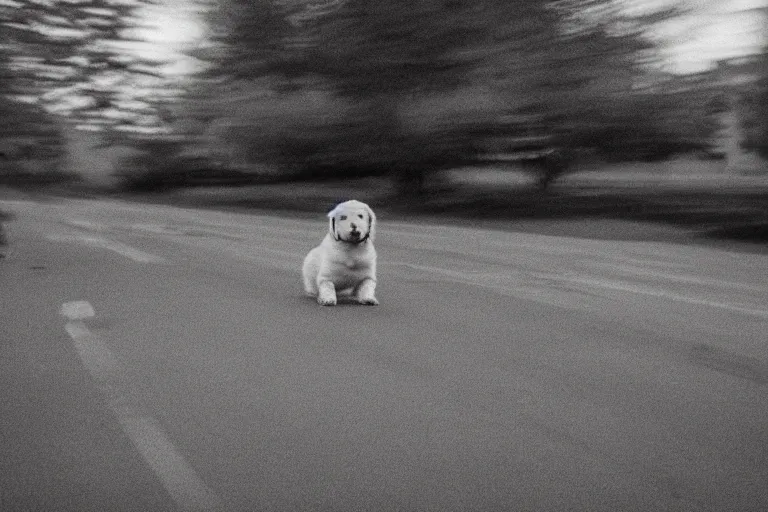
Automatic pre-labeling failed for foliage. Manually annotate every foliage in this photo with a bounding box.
[0,13,65,170]
[181,0,690,192]
[741,49,768,160]
[114,137,253,191]
[116,156,251,191]
[0,0,169,132]
[0,94,69,182]
[200,0,294,80]
[0,0,733,193]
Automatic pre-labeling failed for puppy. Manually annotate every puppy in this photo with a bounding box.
[302,200,378,306]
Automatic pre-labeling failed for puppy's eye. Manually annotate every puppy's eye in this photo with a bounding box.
[358,214,364,219]
[340,215,347,220]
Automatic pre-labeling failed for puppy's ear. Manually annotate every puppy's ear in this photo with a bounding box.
[365,205,376,242]
[327,206,339,241]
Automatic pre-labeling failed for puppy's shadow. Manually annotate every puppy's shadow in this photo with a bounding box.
[302,290,364,306]
[335,296,364,306]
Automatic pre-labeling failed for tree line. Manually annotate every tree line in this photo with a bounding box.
[1,0,766,191]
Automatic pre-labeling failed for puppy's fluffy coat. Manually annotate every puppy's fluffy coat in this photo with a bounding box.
[302,200,378,306]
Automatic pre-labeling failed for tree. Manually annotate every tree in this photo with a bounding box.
[0,0,170,132]
[190,0,681,193]
[200,0,294,81]
[1,40,66,176]
[260,1,568,190]
[743,47,768,159]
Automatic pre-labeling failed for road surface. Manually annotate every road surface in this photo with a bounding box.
[1,197,767,512]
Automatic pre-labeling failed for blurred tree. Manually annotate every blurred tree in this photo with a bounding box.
[192,0,682,193]
[0,42,66,178]
[308,0,566,192]
[200,0,294,81]
[544,1,678,144]
[0,0,168,132]
[743,47,768,160]
[197,0,562,189]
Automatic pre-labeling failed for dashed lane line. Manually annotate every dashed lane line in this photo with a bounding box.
[385,261,768,319]
[47,234,165,264]
[60,301,221,511]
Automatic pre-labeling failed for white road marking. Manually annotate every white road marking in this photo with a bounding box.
[60,301,221,511]
[64,322,120,382]
[118,415,221,511]
[0,199,36,207]
[387,261,768,319]
[47,234,165,264]
[130,223,185,235]
[587,260,764,292]
[60,300,95,320]
[552,274,768,319]
[62,219,107,231]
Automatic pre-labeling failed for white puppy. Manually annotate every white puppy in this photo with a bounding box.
[302,200,378,306]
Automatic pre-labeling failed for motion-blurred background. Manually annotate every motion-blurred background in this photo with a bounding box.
[1,0,767,240]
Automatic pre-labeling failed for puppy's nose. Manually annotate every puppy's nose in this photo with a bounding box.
[350,222,357,230]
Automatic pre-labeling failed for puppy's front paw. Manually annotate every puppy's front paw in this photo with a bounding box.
[356,279,377,306]
[317,281,336,306]
[318,296,337,306]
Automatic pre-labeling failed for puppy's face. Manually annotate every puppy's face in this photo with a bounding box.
[328,200,375,243]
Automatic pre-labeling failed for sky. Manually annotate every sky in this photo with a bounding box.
[128,0,207,75]
[641,0,768,73]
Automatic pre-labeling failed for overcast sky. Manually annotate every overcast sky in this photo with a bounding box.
[630,0,767,73]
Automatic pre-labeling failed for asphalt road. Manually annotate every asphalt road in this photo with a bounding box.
[1,197,767,512]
